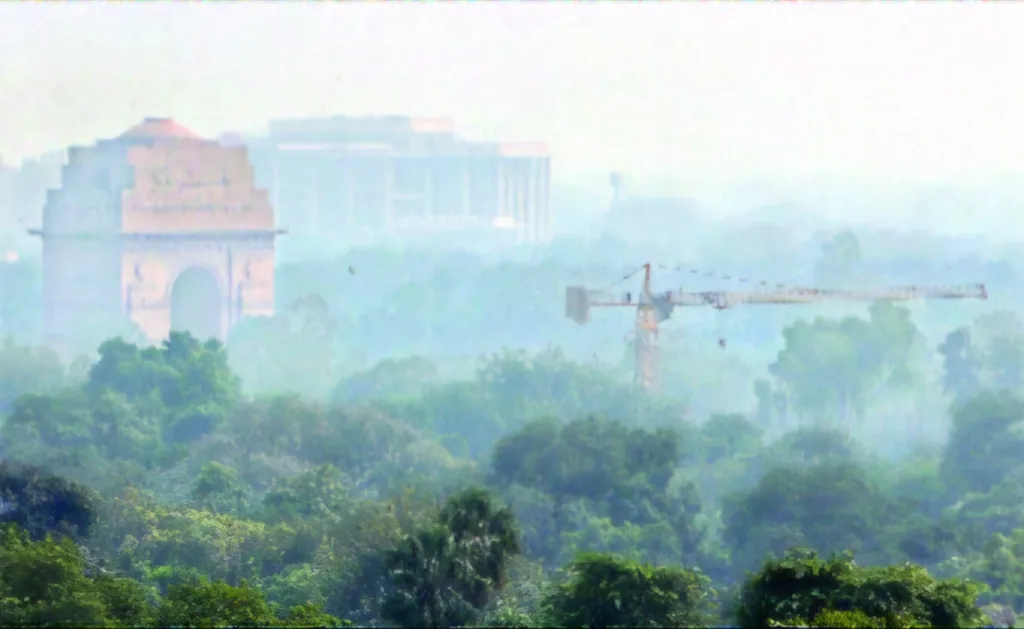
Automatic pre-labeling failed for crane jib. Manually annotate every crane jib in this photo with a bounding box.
[565,265,988,392]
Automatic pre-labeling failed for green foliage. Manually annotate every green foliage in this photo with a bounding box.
[810,608,886,628]
[90,333,239,417]
[282,601,350,627]
[155,577,277,627]
[941,390,1024,497]
[735,548,985,628]
[333,356,440,406]
[723,462,893,573]
[492,416,681,512]
[0,462,98,540]
[0,337,66,405]
[971,529,1024,611]
[0,523,153,627]
[381,487,521,628]
[699,413,763,465]
[381,523,482,627]
[191,462,251,516]
[492,416,705,569]
[1,332,242,495]
[938,327,981,401]
[228,295,340,399]
[96,489,284,588]
[769,302,922,424]
[0,314,1012,629]
[543,552,714,628]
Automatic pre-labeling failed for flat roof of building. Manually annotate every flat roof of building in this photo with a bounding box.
[262,114,549,156]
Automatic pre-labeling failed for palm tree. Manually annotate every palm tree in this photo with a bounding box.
[381,524,479,628]
[438,487,520,605]
[381,488,521,628]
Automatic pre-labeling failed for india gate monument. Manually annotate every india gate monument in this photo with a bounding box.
[31,118,281,355]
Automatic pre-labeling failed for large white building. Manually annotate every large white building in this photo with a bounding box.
[243,115,552,254]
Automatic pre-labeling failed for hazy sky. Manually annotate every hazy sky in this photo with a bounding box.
[2,2,1023,187]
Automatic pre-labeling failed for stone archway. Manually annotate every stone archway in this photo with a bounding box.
[170,267,222,341]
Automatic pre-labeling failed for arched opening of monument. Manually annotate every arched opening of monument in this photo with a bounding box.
[170,267,222,341]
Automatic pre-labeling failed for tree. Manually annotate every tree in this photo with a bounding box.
[228,295,340,399]
[770,317,877,423]
[974,312,1024,391]
[155,578,279,628]
[940,390,1024,496]
[407,381,508,459]
[282,602,350,628]
[699,413,763,465]
[813,231,864,287]
[971,529,1024,611]
[769,303,920,425]
[83,332,240,448]
[88,332,239,407]
[723,462,892,573]
[475,348,637,429]
[94,495,278,589]
[0,462,98,540]
[767,426,860,466]
[381,523,483,628]
[493,420,704,573]
[261,464,351,525]
[735,548,985,628]
[0,337,66,407]
[543,552,714,628]
[492,417,703,569]
[191,462,250,516]
[492,416,681,512]
[332,356,439,406]
[0,524,153,627]
[938,327,981,400]
[381,488,521,628]
[438,487,521,606]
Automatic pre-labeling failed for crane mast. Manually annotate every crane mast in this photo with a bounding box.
[566,263,989,392]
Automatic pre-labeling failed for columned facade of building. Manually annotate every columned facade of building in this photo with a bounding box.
[245,116,551,252]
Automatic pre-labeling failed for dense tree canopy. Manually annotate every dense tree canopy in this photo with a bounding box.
[0,235,1019,626]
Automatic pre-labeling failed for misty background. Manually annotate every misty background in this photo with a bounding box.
[3,4,1024,626]
[0,3,1021,453]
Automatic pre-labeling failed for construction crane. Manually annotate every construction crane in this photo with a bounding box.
[566,263,988,392]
